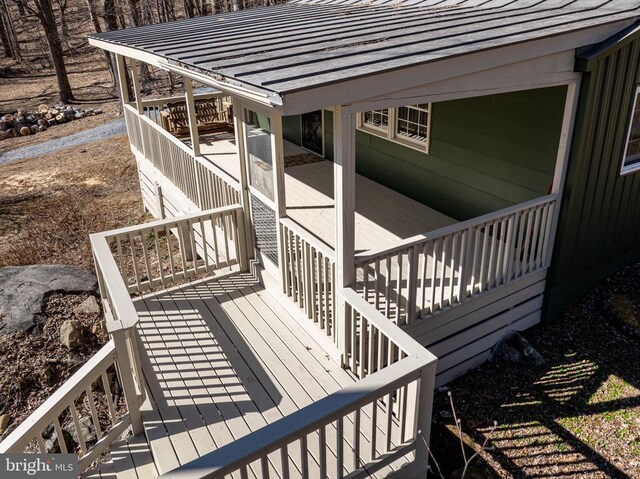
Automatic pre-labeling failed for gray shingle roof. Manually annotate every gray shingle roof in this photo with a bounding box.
[90,0,640,95]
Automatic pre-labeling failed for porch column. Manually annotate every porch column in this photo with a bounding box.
[232,97,255,264]
[547,80,581,265]
[334,105,356,361]
[114,54,130,105]
[270,111,287,291]
[129,58,143,114]
[183,77,201,157]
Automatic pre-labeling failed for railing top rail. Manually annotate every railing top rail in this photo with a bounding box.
[95,204,242,241]
[0,340,117,453]
[355,193,558,263]
[159,355,430,479]
[339,288,437,361]
[129,105,194,155]
[280,217,336,259]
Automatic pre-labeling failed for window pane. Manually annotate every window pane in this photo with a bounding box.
[363,109,389,130]
[624,89,640,170]
[244,109,274,201]
[395,104,429,142]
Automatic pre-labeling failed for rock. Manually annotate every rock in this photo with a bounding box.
[0,414,10,435]
[45,428,75,453]
[94,109,103,115]
[65,415,96,444]
[74,296,101,315]
[38,365,54,385]
[92,319,109,342]
[60,320,88,350]
[489,331,545,366]
[1,421,18,441]
[607,295,640,330]
[0,265,98,334]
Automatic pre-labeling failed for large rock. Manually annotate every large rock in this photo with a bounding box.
[60,320,88,350]
[0,265,98,334]
[489,331,546,366]
[74,296,101,315]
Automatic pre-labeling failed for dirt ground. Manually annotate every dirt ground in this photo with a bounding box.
[430,265,640,479]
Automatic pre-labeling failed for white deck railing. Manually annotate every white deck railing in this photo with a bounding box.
[280,218,337,341]
[355,194,557,325]
[0,340,137,471]
[124,104,240,213]
[159,288,437,479]
[100,204,247,294]
[0,206,248,474]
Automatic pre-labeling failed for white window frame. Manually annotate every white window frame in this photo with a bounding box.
[621,85,640,175]
[357,104,432,153]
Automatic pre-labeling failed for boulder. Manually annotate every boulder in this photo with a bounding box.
[44,428,75,453]
[489,331,545,366]
[0,265,98,335]
[74,296,101,316]
[60,320,88,350]
[64,415,96,444]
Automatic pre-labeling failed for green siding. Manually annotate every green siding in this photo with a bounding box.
[545,33,640,319]
[356,88,564,220]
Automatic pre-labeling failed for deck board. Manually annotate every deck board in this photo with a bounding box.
[97,268,407,478]
[197,137,457,254]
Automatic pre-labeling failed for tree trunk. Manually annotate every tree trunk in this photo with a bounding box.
[211,0,220,14]
[231,0,242,11]
[85,0,102,33]
[0,10,12,57]
[36,0,74,102]
[1,0,22,60]
[102,0,120,31]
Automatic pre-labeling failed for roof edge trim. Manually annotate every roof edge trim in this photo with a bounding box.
[576,20,640,72]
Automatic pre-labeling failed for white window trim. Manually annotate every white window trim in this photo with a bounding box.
[621,85,640,175]
[357,104,432,153]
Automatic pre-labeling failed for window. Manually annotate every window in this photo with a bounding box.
[622,86,640,174]
[357,104,431,152]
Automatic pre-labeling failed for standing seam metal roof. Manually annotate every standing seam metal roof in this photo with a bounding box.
[90,0,640,94]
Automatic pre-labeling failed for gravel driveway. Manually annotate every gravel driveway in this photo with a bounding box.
[0,118,127,165]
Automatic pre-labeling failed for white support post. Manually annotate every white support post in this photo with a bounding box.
[410,362,437,478]
[546,80,581,266]
[232,98,255,260]
[270,111,287,292]
[334,105,356,363]
[129,58,143,115]
[184,77,201,157]
[114,54,130,105]
[111,328,144,436]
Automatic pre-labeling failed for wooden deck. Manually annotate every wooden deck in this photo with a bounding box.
[193,134,457,253]
[84,269,405,479]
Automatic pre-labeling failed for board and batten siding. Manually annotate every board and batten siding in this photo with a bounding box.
[283,87,565,221]
[545,28,640,319]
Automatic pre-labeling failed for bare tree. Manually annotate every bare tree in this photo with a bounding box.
[14,0,74,102]
[0,0,22,60]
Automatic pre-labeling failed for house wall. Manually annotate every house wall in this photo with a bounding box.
[283,87,565,220]
[545,32,640,319]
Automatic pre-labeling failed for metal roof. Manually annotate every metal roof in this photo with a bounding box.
[90,0,640,96]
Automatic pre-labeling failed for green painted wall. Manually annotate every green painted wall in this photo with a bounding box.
[355,88,564,220]
[284,88,563,220]
[545,31,640,319]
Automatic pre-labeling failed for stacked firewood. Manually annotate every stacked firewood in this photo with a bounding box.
[0,105,103,140]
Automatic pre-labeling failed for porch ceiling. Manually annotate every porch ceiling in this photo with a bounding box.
[89,0,639,110]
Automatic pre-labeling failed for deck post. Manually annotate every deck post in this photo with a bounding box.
[270,111,287,292]
[334,105,356,365]
[111,328,144,436]
[114,54,130,105]
[129,58,143,115]
[184,76,201,157]
[232,98,255,263]
[546,80,581,266]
